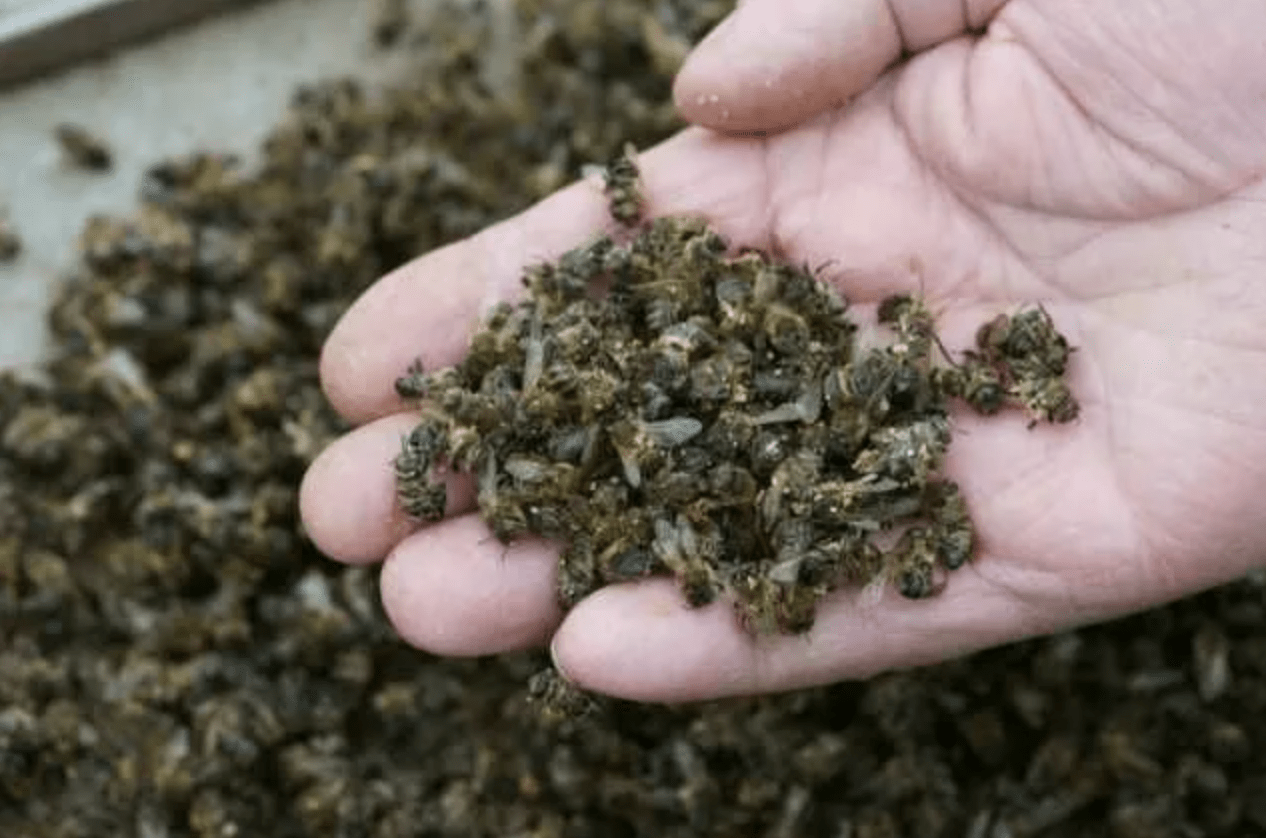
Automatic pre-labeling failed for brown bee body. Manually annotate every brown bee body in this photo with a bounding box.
[651,514,722,606]
[396,467,447,523]
[526,667,598,723]
[978,306,1071,375]
[934,353,1005,415]
[852,417,951,487]
[603,143,644,227]
[394,420,449,522]
[0,217,20,262]
[371,0,408,46]
[395,359,429,399]
[926,480,974,570]
[1013,377,1081,426]
[55,124,113,171]
[890,526,940,600]
[878,293,936,356]
[557,537,599,608]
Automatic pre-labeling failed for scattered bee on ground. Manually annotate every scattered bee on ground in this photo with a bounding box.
[372,0,410,47]
[54,123,113,172]
[0,216,20,262]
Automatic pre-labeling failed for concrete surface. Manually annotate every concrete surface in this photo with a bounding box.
[0,0,414,369]
[0,0,267,88]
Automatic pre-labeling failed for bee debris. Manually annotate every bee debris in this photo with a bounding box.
[54,123,114,172]
[372,0,410,47]
[393,151,1082,646]
[0,215,19,262]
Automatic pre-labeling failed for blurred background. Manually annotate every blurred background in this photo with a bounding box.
[2,4,1263,837]
[0,0,412,368]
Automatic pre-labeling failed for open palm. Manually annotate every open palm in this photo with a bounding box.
[301,0,1266,702]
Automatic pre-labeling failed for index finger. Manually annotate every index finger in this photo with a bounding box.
[318,128,770,425]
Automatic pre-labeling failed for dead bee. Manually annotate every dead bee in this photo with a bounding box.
[477,457,530,543]
[526,667,598,723]
[602,544,658,583]
[371,0,409,47]
[0,217,19,263]
[705,462,759,508]
[603,143,643,227]
[557,537,599,608]
[445,424,484,470]
[976,305,1072,377]
[394,420,448,522]
[763,304,811,356]
[651,514,721,606]
[54,123,113,172]
[759,450,823,526]
[732,568,822,635]
[933,352,1005,415]
[395,358,429,399]
[608,416,703,489]
[681,226,728,275]
[852,416,951,486]
[835,537,885,586]
[832,347,934,417]
[1011,376,1080,426]
[888,526,941,600]
[501,455,578,539]
[396,469,446,523]
[524,238,611,307]
[926,480,974,569]
[878,293,937,357]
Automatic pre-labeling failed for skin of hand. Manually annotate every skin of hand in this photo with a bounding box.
[300,0,1266,703]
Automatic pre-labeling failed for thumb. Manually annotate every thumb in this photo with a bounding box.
[675,0,1007,133]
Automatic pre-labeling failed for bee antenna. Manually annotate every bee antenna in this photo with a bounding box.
[931,331,958,366]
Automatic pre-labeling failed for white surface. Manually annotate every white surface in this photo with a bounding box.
[0,0,112,20]
[0,0,411,369]
[0,0,47,13]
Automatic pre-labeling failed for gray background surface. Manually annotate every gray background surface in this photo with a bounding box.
[0,0,410,369]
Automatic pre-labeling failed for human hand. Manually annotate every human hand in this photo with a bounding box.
[300,0,1266,702]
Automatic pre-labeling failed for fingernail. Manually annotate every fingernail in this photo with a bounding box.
[548,634,573,682]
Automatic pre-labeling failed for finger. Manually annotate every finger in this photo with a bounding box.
[550,406,1122,703]
[675,0,1006,133]
[320,129,772,425]
[380,514,562,656]
[299,412,475,564]
[550,566,1048,704]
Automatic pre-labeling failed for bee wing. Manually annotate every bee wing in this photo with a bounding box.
[752,403,803,425]
[859,565,891,609]
[503,455,549,483]
[651,517,680,566]
[795,381,823,423]
[522,312,545,391]
[767,556,802,585]
[642,417,704,447]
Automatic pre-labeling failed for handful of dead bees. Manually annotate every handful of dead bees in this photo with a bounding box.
[394,148,1078,636]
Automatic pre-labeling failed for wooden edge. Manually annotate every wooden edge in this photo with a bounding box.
[0,0,265,89]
